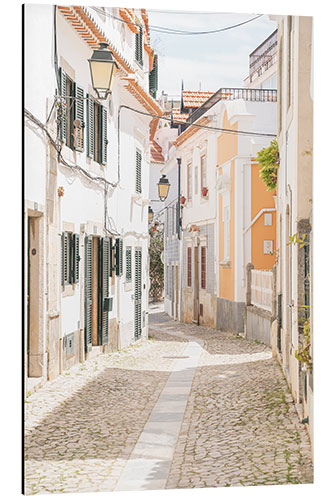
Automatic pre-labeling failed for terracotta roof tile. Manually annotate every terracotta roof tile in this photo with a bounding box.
[150,140,164,163]
[172,108,189,123]
[182,91,215,108]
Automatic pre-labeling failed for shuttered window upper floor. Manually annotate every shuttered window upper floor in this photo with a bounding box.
[57,67,108,165]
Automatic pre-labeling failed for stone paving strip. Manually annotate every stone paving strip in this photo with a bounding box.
[114,327,203,491]
[24,330,187,495]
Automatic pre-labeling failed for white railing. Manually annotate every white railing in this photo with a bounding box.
[251,269,273,312]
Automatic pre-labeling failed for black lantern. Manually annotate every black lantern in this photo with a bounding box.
[157,174,170,202]
[148,206,154,223]
[88,42,118,99]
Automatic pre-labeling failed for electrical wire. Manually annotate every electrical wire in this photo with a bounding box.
[24,108,118,189]
[119,104,276,138]
[91,7,263,36]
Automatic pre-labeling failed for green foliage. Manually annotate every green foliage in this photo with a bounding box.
[256,139,279,191]
[288,233,312,370]
[287,232,309,249]
[295,318,312,370]
[149,223,164,301]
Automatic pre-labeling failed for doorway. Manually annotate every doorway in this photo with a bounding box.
[84,236,110,352]
[27,214,43,378]
[193,246,199,324]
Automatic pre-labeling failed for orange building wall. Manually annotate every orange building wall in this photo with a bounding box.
[218,112,238,301]
[217,114,238,165]
[251,162,276,270]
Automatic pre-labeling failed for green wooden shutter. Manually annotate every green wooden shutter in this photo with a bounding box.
[126,247,132,282]
[98,237,110,345]
[72,233,80,284]
[86,94,95,159]
[74,84,84,152]
[61,232,69,285]
[58,68,67,142]
[101,106,108,165]
[115,238,123,276]
[149,55,158,98]
[109,237,113,276]
[135,26,143,64]
[135,150,142,194]
[84,236,93,351]
[134,247,142,339]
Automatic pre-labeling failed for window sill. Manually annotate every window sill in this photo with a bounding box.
[62,284,76,297]
[219,260,231,269]
[124,282,133,292]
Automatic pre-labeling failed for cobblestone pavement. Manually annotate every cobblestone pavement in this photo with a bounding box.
[163,319,314,489]
[24,312,313,494]
[24,330,187,495]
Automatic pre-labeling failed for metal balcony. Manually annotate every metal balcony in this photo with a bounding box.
[185,87,277,127]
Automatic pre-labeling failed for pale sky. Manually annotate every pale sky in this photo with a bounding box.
[147,10,277,97]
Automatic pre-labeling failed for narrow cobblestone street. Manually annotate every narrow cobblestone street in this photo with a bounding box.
[24,311,313,494]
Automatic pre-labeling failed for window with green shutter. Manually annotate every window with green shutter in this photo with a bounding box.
[84,236,93,351]
[149,55,158,98]
[58,68,84,151]
[86,95,107,164]
[135,149,142,194]
[61,232,80,286]
[125,247,132,282]
[115,238,123,276]
[135,25,143,65]
[61,232,70,285]
[98,237,110,346]
[73,83,84,152]
[86,94,95,159]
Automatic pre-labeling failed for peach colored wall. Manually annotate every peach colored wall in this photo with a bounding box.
[251,162,276,270]
[217,114,238,165]
[217,113,238,301]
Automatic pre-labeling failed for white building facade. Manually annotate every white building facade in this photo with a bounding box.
[269,15,313,451]
[24,5,161,390]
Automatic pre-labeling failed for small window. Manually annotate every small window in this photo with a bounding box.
[187,163,192,201]
[125,247,132,282]
[135,149,142,194]
[135,25,143,65]
[201,246,206,289]
[187,247,192,287]
[200,155,207,191]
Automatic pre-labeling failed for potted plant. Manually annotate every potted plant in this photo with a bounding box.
[201,186,208,197]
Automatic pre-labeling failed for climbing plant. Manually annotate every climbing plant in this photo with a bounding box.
[148,222,164,302]
[256,139,280,191]
[287,233,312,370]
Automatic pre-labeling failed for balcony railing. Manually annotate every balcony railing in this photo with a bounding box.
[249,29,278,74]
[185,87,277,126]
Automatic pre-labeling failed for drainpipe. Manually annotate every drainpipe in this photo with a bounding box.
[243,208,276,235]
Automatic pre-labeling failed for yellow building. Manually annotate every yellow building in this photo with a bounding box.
[216,97,277,334]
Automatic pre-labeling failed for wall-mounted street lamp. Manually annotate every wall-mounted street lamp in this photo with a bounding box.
[88,42,118,100]
[148,206,154,223]
[157,174,171,202]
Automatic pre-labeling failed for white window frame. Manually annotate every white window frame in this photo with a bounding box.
[223,200,230,262]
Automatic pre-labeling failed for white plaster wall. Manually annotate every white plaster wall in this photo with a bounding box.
[24,4,55,206]
[25,4,153,349]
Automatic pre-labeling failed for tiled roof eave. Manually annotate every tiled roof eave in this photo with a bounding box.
[58,6,162,117]
[174,116,211,146]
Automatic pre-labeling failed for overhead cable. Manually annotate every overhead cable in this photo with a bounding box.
[91,7,263,36]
